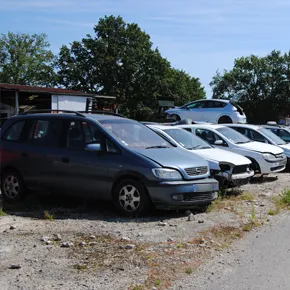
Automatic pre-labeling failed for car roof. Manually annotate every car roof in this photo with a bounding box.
[148,124,182,130]
[222,123,263,130]
[176,124,225,130]
[185,99,229,104]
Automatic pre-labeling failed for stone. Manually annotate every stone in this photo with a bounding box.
[187,213,195,221]
[88,242,97,246]
[158,222,168,226]
[167,237,174,242]
[40,236,51,242]
[79,242,87,247]
[198,220,204,223]
[89,235,96,239]
[124,244,136,250]
[121,237,131,242]
[53,234,62,241]
[9,264,21,269]
[60,242,74,248]
[46,241,53,245]
[9,225,16,230]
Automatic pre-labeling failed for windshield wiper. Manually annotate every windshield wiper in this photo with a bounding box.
[145,145,170,149]
[236,141,251,144]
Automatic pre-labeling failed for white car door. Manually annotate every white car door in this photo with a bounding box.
[182,101,205,121]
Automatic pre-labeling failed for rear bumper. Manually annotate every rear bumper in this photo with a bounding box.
[147,178,219,210]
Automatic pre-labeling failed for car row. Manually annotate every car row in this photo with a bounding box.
[1,111,288,216]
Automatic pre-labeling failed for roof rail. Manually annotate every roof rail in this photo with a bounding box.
[18,109,85,117]
[79,110,124,117]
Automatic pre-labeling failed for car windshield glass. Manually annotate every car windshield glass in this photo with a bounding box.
[258,128,286,145]
[163,128,212,149]
[98,119,173,149]
[216,127,251,144]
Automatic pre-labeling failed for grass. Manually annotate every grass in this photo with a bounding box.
[268,188,290,216]
[0,208,7,216]
[185,267,193,275]
[43,210,54,220]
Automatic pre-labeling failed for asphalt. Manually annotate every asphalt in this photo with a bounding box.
[172,212,290,290]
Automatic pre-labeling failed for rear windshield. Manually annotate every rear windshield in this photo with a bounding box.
[98,119,173,149]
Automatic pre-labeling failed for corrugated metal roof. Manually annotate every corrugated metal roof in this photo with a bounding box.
[0,83,95,97]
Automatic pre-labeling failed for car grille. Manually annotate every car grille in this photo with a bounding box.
[232,165,248,174]
[184,166,208,176]
[183,192,215,201]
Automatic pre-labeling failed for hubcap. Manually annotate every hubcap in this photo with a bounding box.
[3,175,20,199]
[118,185,141,212]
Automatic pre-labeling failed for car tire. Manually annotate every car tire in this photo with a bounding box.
[1,169,27,203]
[218,116,233,124]
[171,114,181,122]
[246,157,261,174]
[112,179,152,217]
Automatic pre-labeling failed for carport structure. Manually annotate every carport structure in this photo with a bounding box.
[0,83,95,118]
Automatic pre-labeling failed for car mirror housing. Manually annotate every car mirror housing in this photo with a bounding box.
[85,143,102,152]
[214,140,224,146]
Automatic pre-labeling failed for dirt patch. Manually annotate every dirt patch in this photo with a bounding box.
[0,173,289,290]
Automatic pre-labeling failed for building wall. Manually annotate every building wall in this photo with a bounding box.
[51,95,91,111]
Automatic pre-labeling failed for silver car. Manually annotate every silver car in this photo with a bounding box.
[165,99,247,124]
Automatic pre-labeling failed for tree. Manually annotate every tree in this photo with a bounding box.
[210,50,290,123]
[56,15,205,118]
[0,32,56,86]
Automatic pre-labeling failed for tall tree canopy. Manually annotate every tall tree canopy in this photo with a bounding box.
[211,50,290,123]
[0,32,55,86]
[56,15,205,118]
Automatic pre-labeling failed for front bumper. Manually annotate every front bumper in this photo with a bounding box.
[147,178,219,210]
[257,157,287,174]
[214,170,254,188]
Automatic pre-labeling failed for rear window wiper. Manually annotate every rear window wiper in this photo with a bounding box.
[145,145,170,149]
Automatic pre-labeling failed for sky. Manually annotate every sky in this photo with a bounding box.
[1,0,290,98]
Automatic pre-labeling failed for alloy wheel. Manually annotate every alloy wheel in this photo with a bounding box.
[118,185,141,212]
[3,175,20,199]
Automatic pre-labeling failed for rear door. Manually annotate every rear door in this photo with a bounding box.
[202,101,227,122]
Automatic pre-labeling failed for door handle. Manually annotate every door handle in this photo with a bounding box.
[21,152,29,158]
[61,157,70,163]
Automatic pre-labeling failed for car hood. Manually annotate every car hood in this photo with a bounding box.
[134,147,208,169]
[194,148,251,165]
[238,141,284,154]
[280,143,290,156]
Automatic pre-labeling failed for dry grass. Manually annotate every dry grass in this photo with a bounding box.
[0,208,7,216]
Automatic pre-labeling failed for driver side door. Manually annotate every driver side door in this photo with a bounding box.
[195,128,229,148]
[182,101,205,121]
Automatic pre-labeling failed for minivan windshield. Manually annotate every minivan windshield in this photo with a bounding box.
[258,128,286,145]
[98,119,173,149]
[216,127,251,144]
[162,128,212,150]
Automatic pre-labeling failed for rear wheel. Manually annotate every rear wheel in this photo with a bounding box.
[112,179,152,217]
[218,116,233,124]
[1,169,27,203]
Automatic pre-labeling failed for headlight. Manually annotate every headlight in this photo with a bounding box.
[262,153,277,162]
[152,168,182,180]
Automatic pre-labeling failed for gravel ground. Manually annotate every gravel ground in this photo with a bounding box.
[0,172,289,290]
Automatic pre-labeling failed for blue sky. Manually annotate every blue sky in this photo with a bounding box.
[1,0,290,97]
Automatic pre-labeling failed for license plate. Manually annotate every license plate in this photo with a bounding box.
[273,162,279,167]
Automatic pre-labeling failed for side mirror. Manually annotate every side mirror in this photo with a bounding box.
[85,143,101,152]
[214,140,224,146]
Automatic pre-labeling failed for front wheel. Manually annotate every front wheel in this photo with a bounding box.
[170,114,181,122]
[112,179,152,217]
[1,169,27,203]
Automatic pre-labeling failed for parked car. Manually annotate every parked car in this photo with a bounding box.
[224,124,290,164]
[0,111,219,216]
[165,99,247,124]
[262,124,290,143]
[175,124,287,175]
[146,124,254,188]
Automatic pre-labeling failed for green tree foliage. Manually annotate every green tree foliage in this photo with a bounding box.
[0,32,56,86]
[210,50,290,123]
[56,15,205,118]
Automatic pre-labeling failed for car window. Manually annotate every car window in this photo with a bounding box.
[98,119,172,149]
[30,119,63,147]
[163,128,211,149]
[196,128,227,146]
[67,121,103,150]
[257,128,286,145]
[270,128,290,142]
[203,101,227,108]
[249,129,268,143]
[183,128,192,133]
[216,127,251,144]
[3,120,25,141]
[187,101,204,109]
[231,127,251,139]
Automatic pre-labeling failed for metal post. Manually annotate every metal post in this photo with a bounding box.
[15,91,19,115]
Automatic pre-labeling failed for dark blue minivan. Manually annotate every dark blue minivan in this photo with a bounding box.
[0,111,219,216]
